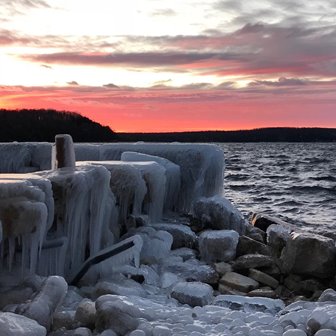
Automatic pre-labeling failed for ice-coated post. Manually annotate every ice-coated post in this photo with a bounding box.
[52,134,76,169]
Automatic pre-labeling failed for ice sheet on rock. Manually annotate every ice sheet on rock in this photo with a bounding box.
[121,151,181,212]
[52,134,76,169]
[193,195,247,234]
[38,165,117,277]
[77,161,146,229]
[213,295,285,315]
[74,142,224,212]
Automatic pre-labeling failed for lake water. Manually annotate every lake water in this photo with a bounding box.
[219,142,336,234]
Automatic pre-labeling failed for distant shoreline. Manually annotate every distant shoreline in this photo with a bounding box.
[117,128,336,143]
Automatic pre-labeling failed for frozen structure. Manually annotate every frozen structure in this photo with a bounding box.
[0,138,225,282]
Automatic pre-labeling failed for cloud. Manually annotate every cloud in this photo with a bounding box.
[67,81,79,86]
[151,9,176,16]
[249,77,309,87]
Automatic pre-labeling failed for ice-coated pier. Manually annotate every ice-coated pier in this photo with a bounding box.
[1,136,336,336]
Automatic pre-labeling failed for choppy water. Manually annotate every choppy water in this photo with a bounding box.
[219,143,336,234]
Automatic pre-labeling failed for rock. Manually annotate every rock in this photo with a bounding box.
[199,230,239,262]
[236,235,270,256]
[300,279,324,295]
[282,330,307,336]
[245,225,267,242]
[161,272,180,288]
[280,232,336,279]
[73,328,92,336]
[214,261,232,275]
[248,288,277,299]
[153,326,171,336]
[260,264,281,277]
[219,272,259,293]
[0,312,46,336]
[170,247,197,261]
[233,254,274,271]
[0,286,34,310]
[213,294,285,314]
[52,310,77,331]
[15,276,68,330]
[95,295,149,335]
[267,224,292,258]
[315,330,336,336]
[193,196,247,234]
[171,282,213,307]
[151,223,197,249]
[318,289,336,302]
[249,269,279,289]
[251,213,280,231]
[218,284,246,296]
[284,274,303,292]
[94,279,147,298]
[163,256,219,284]
[74,299,96,329]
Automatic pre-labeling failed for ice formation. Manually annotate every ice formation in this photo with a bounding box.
[121,151,181,213]
[51,134,76,169]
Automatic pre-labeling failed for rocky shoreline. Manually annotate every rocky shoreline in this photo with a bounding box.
[0,139,336,335]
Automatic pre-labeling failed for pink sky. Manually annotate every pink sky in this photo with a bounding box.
[0,0,335,132]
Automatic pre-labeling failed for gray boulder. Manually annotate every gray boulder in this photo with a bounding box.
[236,235,270,256]
[233,254,275,271]
[198,230,239,262]
[280,232,336,279]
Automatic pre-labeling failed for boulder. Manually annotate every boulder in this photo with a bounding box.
[248,269,279,289]
[198,230,239,262]
[236,235,270,256]
[219,272,259,293]
[15,276,67,330]
[267,224,292,258]
[214,261,232,275]
[95,295,149,335]
[280,232,336,279]
[171,282,213,307]
[193,196,247,234]
[233,254,274,271]
[0,312,46,336]
[318,289,336,302]
[74,299,96,329]
[151,223,197,249]
[247,288,277,299]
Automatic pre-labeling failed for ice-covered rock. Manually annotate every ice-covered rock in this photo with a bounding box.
[0,312,46,335]
[318,289,336,303]
[267,224,292,258]
[151,222,197,249]
[74,299,96,329]
[94,279,147,298]
[170,247,197,261]
[124,226,173,264]
[213,295,285,314]
[95,295,150,335]
[171,281,213,307]
[15,275,68,330]
[193,196,247,234]
[214,261,232,275]
[163,257,218,284]
[121,151,181,212]
[198,229,239,262]
[280,232,336,278]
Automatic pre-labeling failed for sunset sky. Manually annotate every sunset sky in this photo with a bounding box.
[0,0,335,132]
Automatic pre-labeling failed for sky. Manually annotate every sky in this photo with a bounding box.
[0,0,335,132]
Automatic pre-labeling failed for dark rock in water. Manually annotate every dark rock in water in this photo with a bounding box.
[151,222,197,249]
[236,235,270,256]
[233,254,275,271]
[280,232,336,279]
[251,213,291,232]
